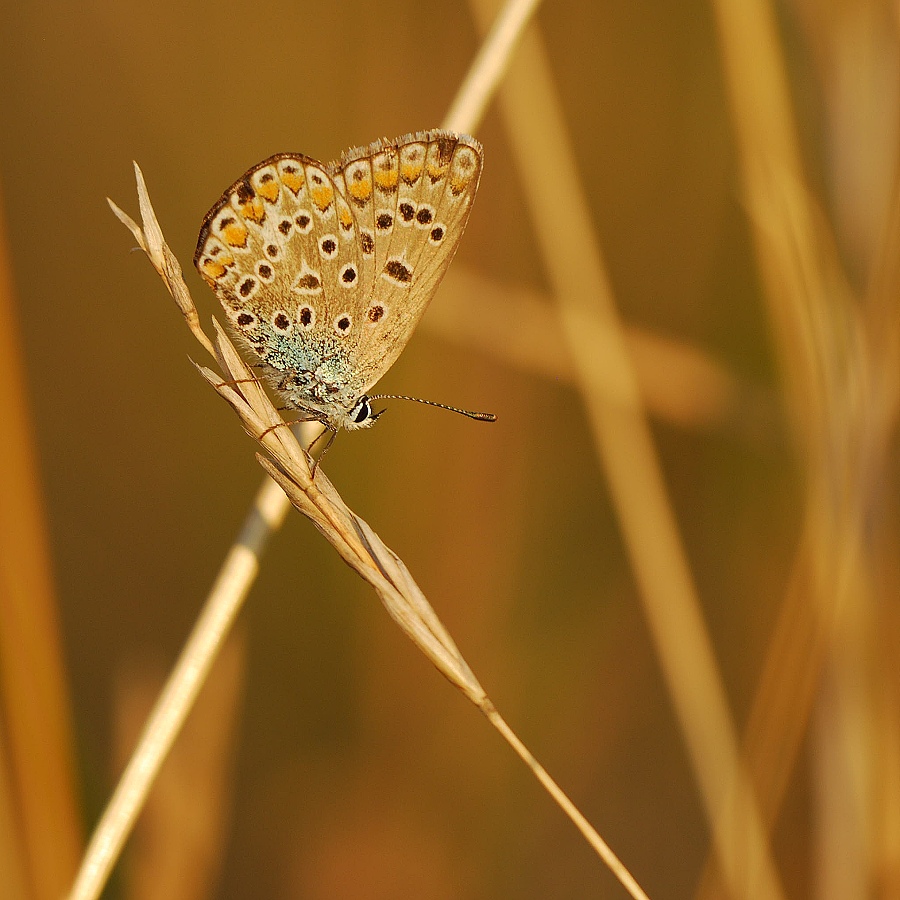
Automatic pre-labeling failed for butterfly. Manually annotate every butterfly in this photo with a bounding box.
[193,130,490,453]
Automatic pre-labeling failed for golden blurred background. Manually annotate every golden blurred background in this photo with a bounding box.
[1,0,899,897]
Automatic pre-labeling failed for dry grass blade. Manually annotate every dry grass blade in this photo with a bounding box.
[109,171,214,359]
[255,453,487,703]
[193,312,498,700]
[466,1,784,896]
[199,284,648,894]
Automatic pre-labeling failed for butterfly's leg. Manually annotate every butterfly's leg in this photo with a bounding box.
[310,426,339,477]
[215,375,264,390]
[258,412,322,440]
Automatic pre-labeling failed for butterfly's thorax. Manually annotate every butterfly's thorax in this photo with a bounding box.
[195,130,482,433]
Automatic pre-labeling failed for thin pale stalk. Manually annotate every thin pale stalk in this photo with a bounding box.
[118,632,245,900]
[482,702,650,900]
[443,0,543,134]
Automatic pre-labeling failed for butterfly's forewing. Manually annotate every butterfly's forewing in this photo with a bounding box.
[329,131,483,397]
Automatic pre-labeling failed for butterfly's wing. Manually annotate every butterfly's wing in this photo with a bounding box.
[194,152,371,418]
[327,130,483,397]
[194,130,482,423]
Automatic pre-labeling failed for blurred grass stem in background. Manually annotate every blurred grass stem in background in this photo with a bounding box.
[700,0,900,895]
[468,0,784,897]
[0,177,83,899]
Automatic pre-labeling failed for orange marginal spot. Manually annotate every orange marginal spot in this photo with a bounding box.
[401,159,424,184]
[450,149,479,193]
[347,175,372,204]
[373,164,399,192]
[238,196,265,223]
[449,173,472,195]
[280,167,305,194]
[200,258,230,281]
[222,220,249,247]
[338,202,354,231]
[256,179,279,203]
[310,181,334,213]
[426,160,448,181]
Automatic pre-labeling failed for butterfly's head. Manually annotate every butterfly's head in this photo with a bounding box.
[342,395,384,431]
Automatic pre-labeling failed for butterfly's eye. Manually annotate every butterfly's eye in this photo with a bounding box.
[353,398,372,424]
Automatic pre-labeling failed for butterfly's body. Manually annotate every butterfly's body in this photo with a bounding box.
[194,131,483,434]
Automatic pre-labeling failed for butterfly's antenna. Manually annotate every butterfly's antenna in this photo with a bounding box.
[369,394,496,422]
